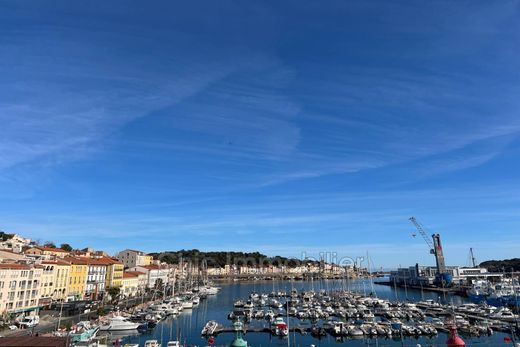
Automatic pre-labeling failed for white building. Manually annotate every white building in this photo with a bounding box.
[128,264,173,289]
[85,259,107,300]
[0,234,33,253]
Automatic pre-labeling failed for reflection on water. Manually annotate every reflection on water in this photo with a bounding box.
[98,329,141,343]
[120,279,506,347]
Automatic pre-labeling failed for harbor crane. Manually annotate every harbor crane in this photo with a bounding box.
[409,216,452,285]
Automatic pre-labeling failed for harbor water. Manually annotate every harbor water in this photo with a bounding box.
[109,279,513,347]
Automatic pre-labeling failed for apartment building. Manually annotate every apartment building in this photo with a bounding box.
[124,270,147,291]
[121,272,139,298]
[0,263,42,314]
[64,257,88,301]
[84,258,107,300]
[100,257,124,288]
[25,246,70,258]
[127,264,172,289]
[116,249,153,268]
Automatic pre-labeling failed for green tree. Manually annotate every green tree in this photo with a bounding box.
[0,232,14,242]
[60,243,73,251]
[154,278,164,289]
[107,286,120,301]
[44,241,56,248]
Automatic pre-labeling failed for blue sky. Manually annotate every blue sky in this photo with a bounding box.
[1,1,519,267]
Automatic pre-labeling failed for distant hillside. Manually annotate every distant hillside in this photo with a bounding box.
[149,249,318,268]
[480,258,520,272]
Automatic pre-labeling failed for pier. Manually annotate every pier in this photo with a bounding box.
[208,326,311,336]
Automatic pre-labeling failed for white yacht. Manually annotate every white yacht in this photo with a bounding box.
[192,295,200,305]
[181,300,194,309]
[99,316,140,331]
[490,307,519,322]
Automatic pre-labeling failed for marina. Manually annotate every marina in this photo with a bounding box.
[98,279,520,346]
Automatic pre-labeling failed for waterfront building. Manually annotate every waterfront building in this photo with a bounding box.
[204,265,234,277]
[116,249,153,268]
[64,257,88,301]
[0,263,43,314]
[97,257,124,288]
[39,259,70,306]
[127,264,170,289]
[124,270,147,292]
[84,258,107,300]
[390,264,498,285]
[121,272,139,297]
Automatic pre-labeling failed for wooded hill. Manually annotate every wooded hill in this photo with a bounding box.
[149,249,318,268]
[480,258,520,272]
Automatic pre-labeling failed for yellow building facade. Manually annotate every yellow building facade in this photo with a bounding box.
[65,257,88,301]
[121,272,139,297]
[143,254,153,266]
[103,257,124,288]
[53,260,70,301]
[33,260,71,305]
[40,263,54,305]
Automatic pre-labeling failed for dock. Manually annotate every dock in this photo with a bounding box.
[209,326,310,336]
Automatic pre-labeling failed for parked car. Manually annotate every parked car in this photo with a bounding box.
[17,316,39,328]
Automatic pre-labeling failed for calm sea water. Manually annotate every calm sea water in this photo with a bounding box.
[106,279,512,347]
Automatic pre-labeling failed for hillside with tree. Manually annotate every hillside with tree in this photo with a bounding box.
[480,258,520,272]
[149,249,317,268]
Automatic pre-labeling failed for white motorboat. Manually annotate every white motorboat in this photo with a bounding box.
[99,316,140,331]
[144,340,161,347]
[181,300,194,309]
[201,320,219,336]
[192,295,200,305]
[490,307,519,322]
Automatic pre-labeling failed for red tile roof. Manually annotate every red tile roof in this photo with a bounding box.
[32,246,69,253]
[142,264,161,270]
[41,259,70,265]
[125,270,145,276]
[63,256,90,265]
[62,256,122,266]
